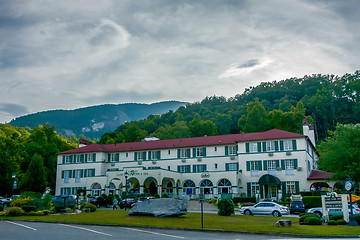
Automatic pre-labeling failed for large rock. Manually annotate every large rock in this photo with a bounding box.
[128,198,187,217]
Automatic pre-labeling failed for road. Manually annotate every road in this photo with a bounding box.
[0,221,358,240]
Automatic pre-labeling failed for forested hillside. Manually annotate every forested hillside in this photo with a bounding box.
[9,101,186,139]
[100,71,360,144]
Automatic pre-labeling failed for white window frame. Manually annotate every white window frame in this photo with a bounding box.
[178,165,190,173]
[286,181,295,194]
[109,153,116,162]
[64,155,71,164]
[284,140,293,151]
[137,152,144,161]
[266,141,275,152]
[61,187,71,195]
[250,161,259,171]
[75,155,81,163]
[228,145,237,155]
[249,142,258,153]
[180,149,188,158]
[63,170,71,183]
[74,169,81,183]
[250,182,260,197]
[227,163,238,171]
[193,164,206,173]
[285,159,294,169]
[267,160,276,170]
[196,148,204,157]
[150,151,157,160]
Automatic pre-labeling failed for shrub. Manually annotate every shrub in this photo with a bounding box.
[302,196,322,209]
[153,194,160,198]
[106,194,113,205]
[6,207,25,216]
[304,217,322,225]
[42,209,51,215]
[0,205,4,211]
[22,206,37,213]
[355,214,360,225]
[327,220,338,225]
[299,213,320,225]
[29,211,37,216]
[161,193,169,198]
[81,203,96,212]
[329,214,343,221]
[0,211,5,216]
[217,197,235,216]
[337,219,347,225]
[10,197,34,208]
[233,197,256,204]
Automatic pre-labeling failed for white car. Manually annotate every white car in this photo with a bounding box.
[307,203,360,217]
[240,202,289,217]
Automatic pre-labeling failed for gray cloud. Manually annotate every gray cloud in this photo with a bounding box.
[0,103,29,120]
[0,0,359,123]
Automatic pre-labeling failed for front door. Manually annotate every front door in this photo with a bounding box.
[264,185,277,199]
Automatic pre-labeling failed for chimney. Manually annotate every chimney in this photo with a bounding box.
[79,138,90,148]
[302,119,315,146]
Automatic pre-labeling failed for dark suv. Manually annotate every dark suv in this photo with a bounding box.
[290,200,306,214]
[88,196,109,208]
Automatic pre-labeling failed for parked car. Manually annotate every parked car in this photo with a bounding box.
[290,200,306,214]
[88,196,109,208]
[119,198,136,209]
[0,197,12,207]
[307,203,360,217]
[240,202,289,217]
[137,196,155,202]
[51,195,76,209]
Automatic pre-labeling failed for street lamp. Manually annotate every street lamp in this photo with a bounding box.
[124,171,128,211]
[12,173,16,196]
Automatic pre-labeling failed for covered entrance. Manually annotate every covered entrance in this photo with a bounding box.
[258,174,281,201]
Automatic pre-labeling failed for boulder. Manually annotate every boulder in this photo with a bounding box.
[128,198,187,217]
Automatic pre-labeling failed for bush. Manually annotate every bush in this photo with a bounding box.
[106,194,113,205]
[217,197,235,216]
[233,197,256,204]
[0,205,4,211]
[22,206,37,213]
[81,203,96,212]
[42,209,51,215]
[29,211,37,216]
[337,219,347,225]
[10,197,34,208]
[153,194,160,198]
[304,217,322,225]
[0,211,5,216]
[327,220,338,225]
[299,213,320,225]
[161,193,169,198]
[6,207,25,216]
[329,214,343,221]
[302,196,321,209]
[355,214,360,225]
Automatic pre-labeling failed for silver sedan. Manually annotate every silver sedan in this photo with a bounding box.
[240,202,289,217]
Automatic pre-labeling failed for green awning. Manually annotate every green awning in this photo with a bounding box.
[258,174,281,186]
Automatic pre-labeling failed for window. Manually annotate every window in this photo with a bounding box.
[126,153,128,158]
[214,163,218,169]
[284,140,293,151]
[109,153,116,162]
[248,161,260,176]
[196,148,204,157]
[168,150,171,155]
[286,181,295,194]
[179,149,189,158]
[267,160,276,170]
[193,164,206,173]
[75,155,81,163]
[228,145,237,155]
[72,187,85,195]
[63,170,71,183]
[84,169,95,177]
[215,147,217,151]
[200,179,213,194]
[183,180,195,195]
[250,182,260,197]
[218,179,232,194]
[250,161,259,171]
[226,163,238,171]
[136,152,145,161]
[178,165,191,173]
[266,141,275,152]
[61,187,71,195]
[91,183,101,196]
[64,155,71,164]
[74,169,82,183]
[285,159,294,169]
[149,151,159,160]
[249,143,258,153]
[168,166,170,170]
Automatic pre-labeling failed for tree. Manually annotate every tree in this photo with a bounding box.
[318,124,360,183]
[19,153,47,193]
[238,98,269,132]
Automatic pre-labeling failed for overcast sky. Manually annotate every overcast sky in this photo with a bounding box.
[1,0,359,123]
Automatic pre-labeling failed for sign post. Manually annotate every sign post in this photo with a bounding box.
[345,178,358,226]
[199,193,205,229]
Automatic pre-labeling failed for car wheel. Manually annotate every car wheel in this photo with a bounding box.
[244,210,251,216]
[272,211,281,217]
[314,211,322,218]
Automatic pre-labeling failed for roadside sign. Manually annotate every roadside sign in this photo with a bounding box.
[199,193,205,203]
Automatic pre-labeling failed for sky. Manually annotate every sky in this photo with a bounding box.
[0,0,359,123]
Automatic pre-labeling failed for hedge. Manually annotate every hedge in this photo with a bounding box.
[233,197,256,204]
[302,196,322,209]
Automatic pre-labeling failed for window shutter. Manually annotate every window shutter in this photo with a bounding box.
[177,166,180,172]
[293,159,298,169]
[148,151,151,159]
[177,149,180,158]
[225,146,228,155]
[81,154,84,163]
[246,161,250,171]
[134,152,137,160]
[72,170,75,178]
[282,182,287,195]
[236,145,238,153]
[204,165,207,171]
[203,147,206,156]
[257,142,261,152]
[92,153,96,162]
[236,163,239,170]
[108,154,110,162]
[80,170,84,178]
[262,142,266,152]
[292,140,297,150]
[116,153,119,162]
[275,141,279,151]
[247,183,251,197]
[263,160,268,170]
[276,160,280,168]
[61,170,64,178]
[91,169,95,176]
[62,156,65,164]
[84,154,88,162]
[193,165,196,172]
[187,149,191,158]
[258,161,262,171]
[280,141,284,151]
[281,160,285,170]
[157,150,161,159]
[260,185,264,199]
[70,155,73,163]
[246,143,249,153]
[295,181,299,194]
[225,163,229,171]
[193,148,196,157]
[186,165,190,173]
[143,152,146,160]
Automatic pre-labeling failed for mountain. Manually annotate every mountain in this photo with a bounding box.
[9,101,186,138]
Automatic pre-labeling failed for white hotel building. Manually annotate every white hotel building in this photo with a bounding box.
[56,123,318,200]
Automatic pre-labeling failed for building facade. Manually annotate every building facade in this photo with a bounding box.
[56,125,319,201]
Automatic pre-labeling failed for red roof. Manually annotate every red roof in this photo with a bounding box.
[59,129,305,154]
[307,170,333,180]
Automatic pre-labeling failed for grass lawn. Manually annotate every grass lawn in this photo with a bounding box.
[1,210,360,236]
